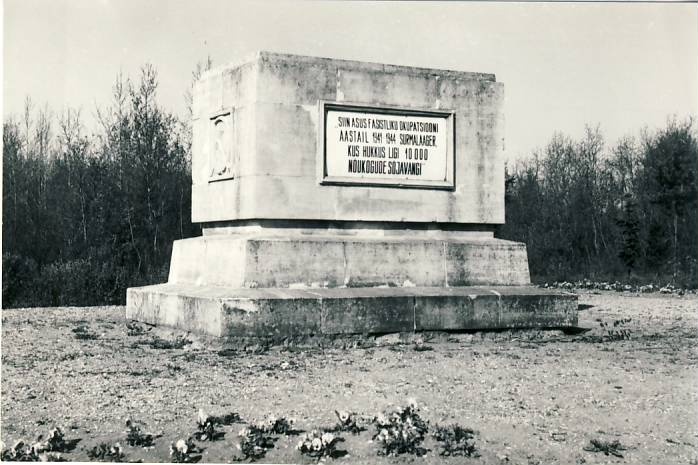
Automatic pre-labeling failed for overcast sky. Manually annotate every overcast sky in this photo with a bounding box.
[3,0,697,162]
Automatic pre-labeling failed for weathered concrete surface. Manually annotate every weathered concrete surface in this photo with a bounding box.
[126,52,577,337]
[126,284,578,338]
[191,51,505,225]
[167,235,531,289]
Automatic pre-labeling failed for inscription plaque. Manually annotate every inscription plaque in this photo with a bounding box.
[320,102,455,189]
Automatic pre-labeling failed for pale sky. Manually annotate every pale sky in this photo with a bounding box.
[3,0,697,161]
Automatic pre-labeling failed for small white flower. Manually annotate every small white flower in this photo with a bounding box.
[337,410,350,423]
[175,439,188,454]
[31,441,46,454]
[311,437,322,451]
[238,428,250,437]
[198,409,208,425]
[321,432,335,445]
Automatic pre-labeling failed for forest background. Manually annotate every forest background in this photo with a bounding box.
[3,64,696,307]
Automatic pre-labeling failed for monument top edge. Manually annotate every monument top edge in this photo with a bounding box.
[200,50,497,82]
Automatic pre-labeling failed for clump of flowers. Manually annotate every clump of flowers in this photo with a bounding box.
[432,424,479,457]
[334,410,364,434]
[125,419,154,447]
[87,442,125,462]
[1,440,41,461]
[373,400,429,456]
[2,428,73,462]
[169,438,200,463]
[296,430,342,459]
[194,409,219,441]
[256,415,294,435]
[33,427,67,453]
[235,426,275,461]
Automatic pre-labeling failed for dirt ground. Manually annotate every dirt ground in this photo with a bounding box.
[1,291,697,464]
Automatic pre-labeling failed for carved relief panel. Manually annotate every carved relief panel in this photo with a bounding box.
[208,109,235,181]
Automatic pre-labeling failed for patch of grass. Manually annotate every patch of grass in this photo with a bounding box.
[413,340,433,352]
[599,318,632,341]
[584,438,627,457]
[166,362,183,373]
[148,335,191,350]
[72,325,99,340]
[433,424,479,457]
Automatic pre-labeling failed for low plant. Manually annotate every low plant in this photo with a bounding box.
[126,321,148,336]
[169,438,200,463]
[432,424,479,457]
[72,325,99,340]
[1,427,75,461]
[333,410,364,434]
[1,440,40,461]
[599,318,632,341]
[296,430,343,459]
[235,426,275,462]
[194,409,221,441]
[125,419,154,447]
[149,335,191,350]
[87,442,125,462]
[413,340,433,352]
[583,438,627,457]
[373,400,429,456]
[210,412,242,426]
[35,427,66,453]
[256,415,295,435]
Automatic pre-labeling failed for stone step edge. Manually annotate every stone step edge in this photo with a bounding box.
[128,283,576,299]
[126,284,578,338]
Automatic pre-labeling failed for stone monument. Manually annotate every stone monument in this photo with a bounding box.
[126,51,577,338]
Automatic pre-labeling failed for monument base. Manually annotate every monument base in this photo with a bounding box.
[126,284,577,338]
[125,230,578,338]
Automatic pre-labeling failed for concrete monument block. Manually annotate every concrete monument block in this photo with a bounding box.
[126,51,577,338]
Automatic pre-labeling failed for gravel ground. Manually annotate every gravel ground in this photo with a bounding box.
[1,291,697,464]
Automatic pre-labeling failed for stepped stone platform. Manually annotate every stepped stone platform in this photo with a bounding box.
[126,52,578,338]
[126,284,577,338]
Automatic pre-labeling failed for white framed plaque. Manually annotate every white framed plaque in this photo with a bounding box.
[318,102,455,189]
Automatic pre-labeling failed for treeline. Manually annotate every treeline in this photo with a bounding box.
[498,121,698,287]
[2,65,201,307]
[3,63,697,308]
